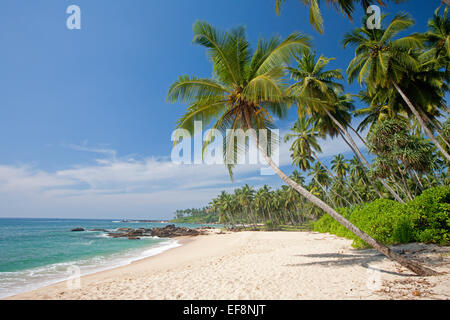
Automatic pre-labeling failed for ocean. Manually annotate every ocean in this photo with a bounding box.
[0,218,211,298]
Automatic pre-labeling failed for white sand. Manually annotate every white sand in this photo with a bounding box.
[6,230,450,300]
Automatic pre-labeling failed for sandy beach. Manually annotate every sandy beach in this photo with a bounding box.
[6,230,450,300]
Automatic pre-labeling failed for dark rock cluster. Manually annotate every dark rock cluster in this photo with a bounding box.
[70,228,85,232]
[70,224,207,239]
[106,224,206,240]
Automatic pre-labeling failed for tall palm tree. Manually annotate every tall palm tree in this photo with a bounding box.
[422,5,450,69]
[308,161,345,207]
[348,155,374,201]
[235,185,257,228]
[344,13,450,161]
[274,0,407,33]
[349,155,368,184]
[167,21,437,276]
[284,117,322,171]
[215,191,236,227]
[285,116,362,203]
[329,154,355,205]
[287,49,404,202]
[255,185,273,223]
[331,154,349,179]
[354,89,409,132]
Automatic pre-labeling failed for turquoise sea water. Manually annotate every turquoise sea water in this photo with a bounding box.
[0,218,212,298]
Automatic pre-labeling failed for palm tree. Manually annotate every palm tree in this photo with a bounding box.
[349,155,367,184]
[167,21,437,276]
[215,191,236,227]
[308,162,344,207]
[344,13,450,162]
[348,155,374,201]
[234,185,257,228]
[354,89,410,133]
[274,0,407,33]
[331,154,349,179]
[284,116,362,203]
[255,185,274,223]
[422,5,450,70]
[284,117,322,171]
[287,49,404,202]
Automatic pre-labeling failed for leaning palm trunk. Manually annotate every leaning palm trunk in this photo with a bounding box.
[398,169,414,201]
[424,174,433,188]
[325,109,405,203]
[393,82,450,162]
[349,125,368,148]
[312,153,363,204]
[313,176,339,207]
[287,207,297,226]
[412,170,424,191]
[338,132,391,200]
[227,211,236,228]
[243,108,438,276]
[421,112,450,149]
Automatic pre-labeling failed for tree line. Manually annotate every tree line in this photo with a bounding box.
[167,3,449,275]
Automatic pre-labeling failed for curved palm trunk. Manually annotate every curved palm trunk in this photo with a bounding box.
[412,170,424,191]
[339,127,392,198]
[313,176,339,207]
[398,169,414,201]
[424,174,433,188]
[421,112,450,149]
[222,211,231,228]
[325,109,405,203]
[228,212,236,228]
[287,206,296,226]
[243,108,438,276]
[393,82,450,162]
[248,208,258,230]
[390,168,414,201]
[339,128,389,199]
[349,125,368,147]
[312,152,364,204]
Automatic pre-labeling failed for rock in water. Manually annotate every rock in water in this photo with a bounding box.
[105,224,206,239]
[71,228,85,232]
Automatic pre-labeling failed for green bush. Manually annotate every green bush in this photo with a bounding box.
[313,186,450,248]
[313,207,354,239]
[406,186,450,245]
[265,220,280,231]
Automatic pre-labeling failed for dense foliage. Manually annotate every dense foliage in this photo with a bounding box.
[170,4,449,276]
[313,186,450,248]
[171,208,219,224]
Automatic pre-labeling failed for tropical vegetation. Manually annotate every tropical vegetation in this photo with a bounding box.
[171,208,219,224]
[167,5,449,276]
[314,186,450,248]
[274,0,408,34]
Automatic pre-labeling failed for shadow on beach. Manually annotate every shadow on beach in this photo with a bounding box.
[285,243,449,278]
[285,251,411,276]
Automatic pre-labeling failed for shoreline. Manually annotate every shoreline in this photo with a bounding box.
[6,231,450,300]
[1,235,192,299]
[4,234,204,300]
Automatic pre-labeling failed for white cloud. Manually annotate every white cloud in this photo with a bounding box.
[0,147,277,218]
[0,127,369,219]
[65,141,117,159]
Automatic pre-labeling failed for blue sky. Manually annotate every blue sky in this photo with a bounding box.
[0,1,443,219]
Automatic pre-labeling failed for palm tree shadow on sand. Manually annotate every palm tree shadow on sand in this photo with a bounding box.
[285,250,419,277]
